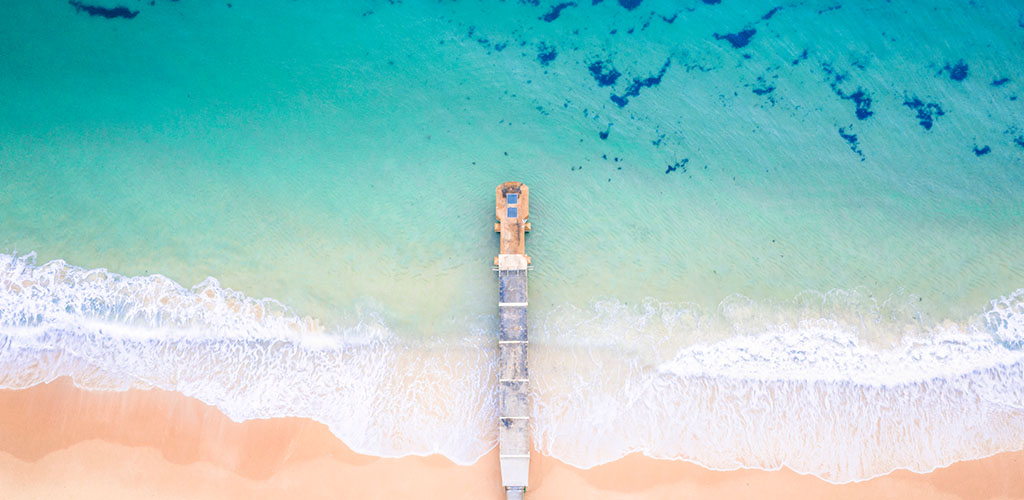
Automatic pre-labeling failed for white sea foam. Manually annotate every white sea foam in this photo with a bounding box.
[1,252,1023,482]
[530,311,1024,481]
[0,252,499,462]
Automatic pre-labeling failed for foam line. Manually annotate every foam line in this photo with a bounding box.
[2,252,1023,481]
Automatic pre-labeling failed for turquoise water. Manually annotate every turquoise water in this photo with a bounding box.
[2,0,1024,482]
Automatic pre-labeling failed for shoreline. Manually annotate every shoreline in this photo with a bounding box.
[1,378,1021,499]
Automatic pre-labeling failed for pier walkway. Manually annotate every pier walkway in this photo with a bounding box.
[494,182,531,500]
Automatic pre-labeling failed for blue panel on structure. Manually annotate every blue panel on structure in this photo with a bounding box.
[507,193,518,204]
[507,206,518,218]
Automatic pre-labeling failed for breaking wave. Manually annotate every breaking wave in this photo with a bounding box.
[1,252,1022,482]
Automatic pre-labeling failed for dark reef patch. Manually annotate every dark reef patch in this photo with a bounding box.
[752,85,774,95]
[762,6,781,19]
[665,158,689,174]
[681,59,714,73]
[1015,136,1024,149]
[822,63,873,120]
[540,2,576,22]
[751,75,775,104]
[610,59,671,107]
[599,123,612,140]
[588,60,621,86]
[662,13,678,23]
[702,0,721,4]
[991,77,1010,87]
[944,60,969,81]
[838,127,864,161]
[846,89,873,120]
[537,43,558,65]
[902,97,944,130]
[714,28,757,48]
[68,0,138,19]
[791,49,808,66]
[973,145,991,156]
[617,0,643,10]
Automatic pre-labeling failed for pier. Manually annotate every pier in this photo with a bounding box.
[494,182,531,500]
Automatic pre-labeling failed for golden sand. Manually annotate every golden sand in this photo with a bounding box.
[0,378,1021,499]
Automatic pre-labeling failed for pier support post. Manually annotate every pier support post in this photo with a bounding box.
[505,486,526,500]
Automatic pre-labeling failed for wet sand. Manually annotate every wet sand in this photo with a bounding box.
[0,378,1021,500]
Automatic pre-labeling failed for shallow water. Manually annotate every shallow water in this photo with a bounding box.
[1,0,1023,483]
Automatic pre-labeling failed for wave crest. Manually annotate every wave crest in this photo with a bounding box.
[1,253,1023,481]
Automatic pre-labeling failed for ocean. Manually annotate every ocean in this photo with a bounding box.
[1,0,1023,484]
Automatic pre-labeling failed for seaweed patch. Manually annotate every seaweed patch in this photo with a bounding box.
[902,97,944,130]
[791,49,808,66]
[665,158,689,174]
[588,60,621,86]
[845,89,873,120]
[540,2,577,22]
[838,127,864,161]
[537,43,558,65]
[943,60,969,81]
[751,75,776,104]
[822,63,873,120]
[68,0,138,19]
[610,58,671,107]
[713,28,757,48]
[617,0,643,10]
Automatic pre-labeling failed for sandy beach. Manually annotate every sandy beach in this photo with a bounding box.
[0,378,1020,500]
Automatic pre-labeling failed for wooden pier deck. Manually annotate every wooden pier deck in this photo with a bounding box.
[494,182,531,500]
